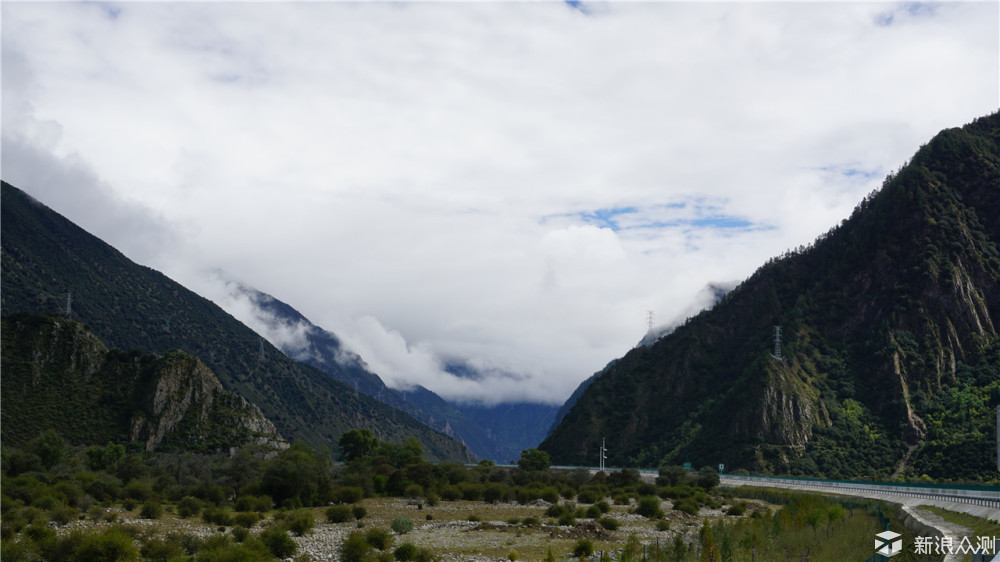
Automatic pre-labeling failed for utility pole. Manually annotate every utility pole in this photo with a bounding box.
[64,292,72,318]
[599,437,608,472]
[771,326,784,361]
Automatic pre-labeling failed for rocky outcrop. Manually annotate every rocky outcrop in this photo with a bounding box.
[2,313,287,454]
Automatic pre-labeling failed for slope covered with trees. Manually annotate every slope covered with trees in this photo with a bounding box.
[542,112,1000,480]
[0,182,473,463]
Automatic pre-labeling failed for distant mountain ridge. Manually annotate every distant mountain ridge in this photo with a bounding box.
[542,112,1000,480]
[229,283,558,462]
[0,181,473,462]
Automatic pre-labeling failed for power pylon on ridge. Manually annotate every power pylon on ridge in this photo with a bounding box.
[771,326,784,361]
[64,292,72,318]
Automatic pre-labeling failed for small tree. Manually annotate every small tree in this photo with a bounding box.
[517,448,551,472]
[695,466,720,490]
[339,429,379,462]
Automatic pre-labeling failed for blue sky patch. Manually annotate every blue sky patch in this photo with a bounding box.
[577,206,637,231]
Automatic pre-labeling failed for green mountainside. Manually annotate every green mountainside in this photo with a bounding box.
[541,112,1000,480]
[0,182,474,463]
[1,313,286,453]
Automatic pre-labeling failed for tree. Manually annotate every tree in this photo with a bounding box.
[695,466,720,490]
[339,429,378,462]
[29,429,66,470]
[517,448,551,472]
[657,464,689,487]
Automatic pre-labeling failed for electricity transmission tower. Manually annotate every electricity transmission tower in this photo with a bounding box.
[64,292,72,317]
[771,326,784,361]
[647,311,655,333]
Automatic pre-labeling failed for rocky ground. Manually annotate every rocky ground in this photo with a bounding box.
[54,496,757,561]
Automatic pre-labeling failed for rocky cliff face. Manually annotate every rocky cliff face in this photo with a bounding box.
[1,313,287,454]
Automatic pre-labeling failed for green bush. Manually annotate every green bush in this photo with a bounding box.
[585,505,602,518]
[595,500,611,514]
[176,496,201,518]
[202,506,233,526]
[353,505,367,520]
[726,501,748,516]
[327,505,354,523]
[391,517,414,535]
[557,513,576,526]
[365,527,393,550]
[140,536,186,561]
[283,510,314,536]
[656,520,671,531]
[232,511,261,528]
[140,499,163,520]
[259,527,296,558]
[72,527,140,561]
[341,531,374,562]
[572,538,594,557]
[635,496,663,519]
[49,505,79,525]
[673,497,700,516]
[334,486,365,504]
[394,542,419,561]
[597,516,619,530]
[234,495,272,513]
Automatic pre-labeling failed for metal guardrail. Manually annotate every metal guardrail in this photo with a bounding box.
[720,474,1000,510]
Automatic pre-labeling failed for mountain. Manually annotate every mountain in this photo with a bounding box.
[229,283,558,462]
[0,181,474,463]
[541,112,1000,481]
[1,313,286,453]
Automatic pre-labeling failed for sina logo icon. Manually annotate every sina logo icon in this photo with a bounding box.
[876,530,902,557]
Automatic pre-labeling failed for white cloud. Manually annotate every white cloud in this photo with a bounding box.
[2,1,997,405]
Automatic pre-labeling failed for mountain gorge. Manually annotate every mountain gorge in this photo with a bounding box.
[226,284,557,462]
[542,112,1000,480]
[0,182,474,462]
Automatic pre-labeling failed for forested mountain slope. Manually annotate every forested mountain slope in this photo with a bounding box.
[1,313,287,453]
[0,182,474,462]
[541,112,1000,480]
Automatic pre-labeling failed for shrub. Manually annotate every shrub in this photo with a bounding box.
[597,516,619,530]
[232,511,261,528]
[726,502,747,516]
[576,489,596,504]
[234,495,273,513]
[595,500,611,514]
[585,505,602,518]
[425,492,439,507]
[260,527,296,558]
[341,531,374,562]
[394,542,419,561]
[284,510,314,536]
[202,506,233,526]
[391,517,414,535]
[656,520,671,531]
[364,527,393,550]
[49,505,79,525]
[140,536,186,560]
[140,499,163,520]
[327,505,353,523]
[636,496,663,519]
[177,496,201,518]
[440,486,461,502]
[572,538,594,557]
[557,513,576,526]
[121,498,139,511]
[539,487,559,504]
[673,497,699,516]
[334,486,365,504]
[522,516,541,527]
[73,527,140,561]
[353,505,367,520]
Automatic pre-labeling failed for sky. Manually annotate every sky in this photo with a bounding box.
[2,0,998,405]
